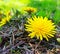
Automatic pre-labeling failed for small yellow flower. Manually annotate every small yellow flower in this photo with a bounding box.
[0,10,12,27]
[0,16,11,27]
[0,18,6,27]
[25,16,56,41]
[23,7,37,13]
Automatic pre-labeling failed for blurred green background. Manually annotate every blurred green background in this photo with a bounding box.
[0,0,60,25]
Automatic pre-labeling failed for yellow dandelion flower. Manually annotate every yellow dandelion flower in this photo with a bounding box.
[0,10,12,27]
[0,16,11,27]
[23,7,37,13]
[25,16,56,41]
